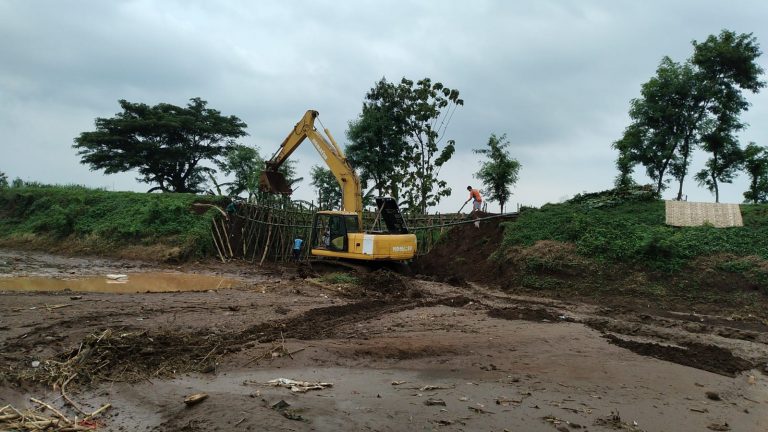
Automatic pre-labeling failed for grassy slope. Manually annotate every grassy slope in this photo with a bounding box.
[495,188,768,311]
[0,185,223,260]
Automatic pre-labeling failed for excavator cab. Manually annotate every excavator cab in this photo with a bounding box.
[311,211,360,252]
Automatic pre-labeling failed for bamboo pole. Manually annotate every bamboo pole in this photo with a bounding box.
[259,210,273,266]
[211,222,227,262]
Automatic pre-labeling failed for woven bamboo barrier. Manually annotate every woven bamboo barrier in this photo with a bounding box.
[210,202,512,264]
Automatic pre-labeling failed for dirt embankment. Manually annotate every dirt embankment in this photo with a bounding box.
[413,216,768,319]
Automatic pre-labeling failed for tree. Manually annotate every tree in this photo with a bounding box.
[473,133,521,213]
[692,30,765,201]
[612,133,638,189]
[310,165,342,210]
[613,30,764,201]
[0,171,8,189]
[613,58,701,196]
[346,77,463,213]
[74,98,248,193]
[741,142,768,203]
[347,81,411,200]
[214,144,264,200]
[400,78,463,213]
[694,125,743,202]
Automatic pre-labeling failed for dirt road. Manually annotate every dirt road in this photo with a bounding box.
[1,249,766,431]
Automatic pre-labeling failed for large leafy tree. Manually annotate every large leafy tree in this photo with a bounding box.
[74,98,248,193]
[310,165,342,210]
[613,30,764,200]
[613,58,701,196]
[346,77,463,213]
[400,78,463,213]
[742,142,768,203]
[214,144,264,200]
[473,133,521,213]
[692,30,764,201]
[347,81,410,200]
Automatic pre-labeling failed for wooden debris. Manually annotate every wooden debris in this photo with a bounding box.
[1,397,111,432]
[468,404,494,414]
[184,393,209,406]
[243,332,302,366]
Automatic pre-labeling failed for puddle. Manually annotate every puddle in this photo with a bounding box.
[0,272,240,293]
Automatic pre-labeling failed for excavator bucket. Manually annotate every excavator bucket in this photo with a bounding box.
[259,169,293,194]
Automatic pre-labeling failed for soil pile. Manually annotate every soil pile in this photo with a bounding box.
[348,270,423,300]
[413,215,511,285]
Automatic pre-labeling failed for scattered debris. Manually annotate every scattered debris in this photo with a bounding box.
[269,398,305,422]
[705,391,722,401]
[44,304,72,311]
[420,384,455,391]
[707,423,731,431]
[594,411,645,432]
[0,398,111,432]
[243,332,304,366]
[391,381,407,386]
[468,404,494,414]
[184,393,208,406]
[496,397,522,406]
[690,407,709,413]
[267,378,333,393]
[281,409,305,421]
[424,399,447,406]
[271,400,290,410]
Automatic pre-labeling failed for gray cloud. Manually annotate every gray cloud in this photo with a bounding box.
[1,0,767,209]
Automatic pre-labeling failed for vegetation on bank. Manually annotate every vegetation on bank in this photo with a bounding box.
[0,184,223,259]
[500,188,768,288]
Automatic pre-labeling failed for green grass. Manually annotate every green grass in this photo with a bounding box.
[502,188,768,272]
[320,272,359,285]
[0,184,223,257]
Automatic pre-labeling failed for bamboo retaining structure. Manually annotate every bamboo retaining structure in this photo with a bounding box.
[209,201,517,264]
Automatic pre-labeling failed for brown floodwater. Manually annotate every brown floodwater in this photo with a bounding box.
[0,272,240,293]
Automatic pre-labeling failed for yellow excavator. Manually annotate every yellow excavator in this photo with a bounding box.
[259,110,417,261]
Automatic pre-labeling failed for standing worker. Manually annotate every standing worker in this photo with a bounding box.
[292,236,304,261]
[465,186,483,213]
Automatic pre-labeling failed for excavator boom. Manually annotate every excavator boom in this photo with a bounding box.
[260,110,363,223]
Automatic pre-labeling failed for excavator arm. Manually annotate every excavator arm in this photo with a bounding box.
[260,110,363,225]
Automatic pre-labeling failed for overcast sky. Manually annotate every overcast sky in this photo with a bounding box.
[2,0,767,211]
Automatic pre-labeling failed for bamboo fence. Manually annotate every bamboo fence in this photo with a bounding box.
[210,202,514,264]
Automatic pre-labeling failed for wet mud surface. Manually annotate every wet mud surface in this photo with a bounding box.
[1,249,767,431]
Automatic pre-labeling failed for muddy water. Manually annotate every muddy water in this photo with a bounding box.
[0,272,240,293]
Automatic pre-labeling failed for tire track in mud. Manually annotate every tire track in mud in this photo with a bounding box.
[0,294,473,384]
[486,305,760,377]
[604,335,755,377]
[241,295,472,343]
